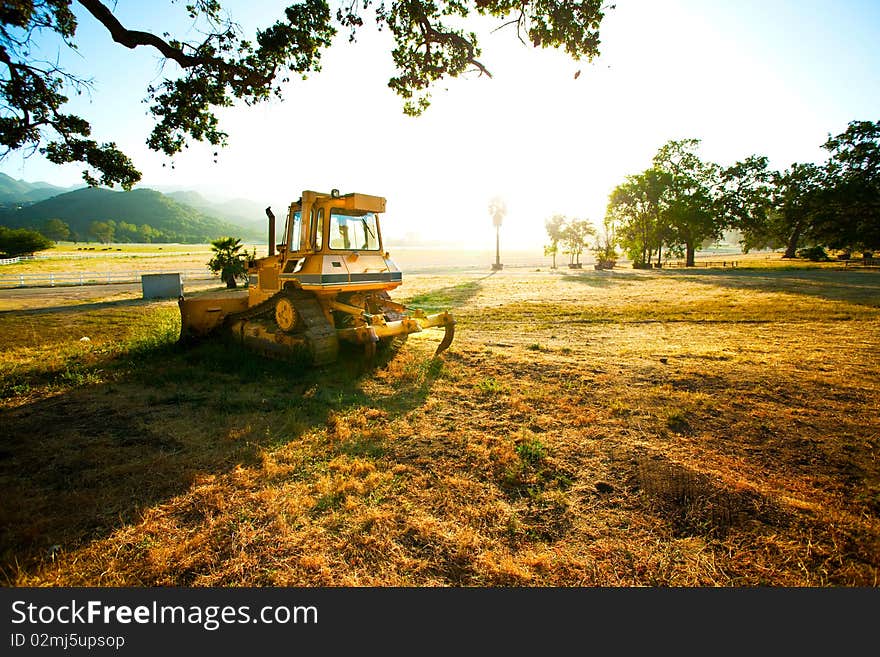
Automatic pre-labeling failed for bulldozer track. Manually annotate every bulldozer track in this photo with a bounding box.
[224,289,287,323]
[225,288,338,366]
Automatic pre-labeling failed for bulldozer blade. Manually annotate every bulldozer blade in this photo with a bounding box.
[433,322,455,358]
[178,293,248,342]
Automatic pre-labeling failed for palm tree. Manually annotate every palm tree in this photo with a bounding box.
[489,197,506,270]
[208,236,249,288]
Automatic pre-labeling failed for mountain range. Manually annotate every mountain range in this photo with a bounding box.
[0,173,265,243]
[0,173,79,204]
[165,190,266,236]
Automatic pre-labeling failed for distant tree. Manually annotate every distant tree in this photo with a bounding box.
[138,224,157,243]
[717,155,775,252]
[770,163,826,258]
[489,196,506,270]
[88,220,114,244]
[560,217,595,267]
[116,221,139,242]
[606,168,669,267]
[652,139,721,267]
[543,242,558,269]
[593,213,619,268]
[812,120,880,255]
[40,217,70,242]
[208,236,250,288]
[1,1,608,189]
[544,214,566,268]
[0,226,53,256]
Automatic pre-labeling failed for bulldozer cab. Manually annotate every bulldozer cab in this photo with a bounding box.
[279,190,386,258]
[249,189,400,307]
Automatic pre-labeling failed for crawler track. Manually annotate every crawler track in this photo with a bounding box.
[225,289,339,366]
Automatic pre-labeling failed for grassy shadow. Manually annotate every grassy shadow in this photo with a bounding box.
[665,268,880,307]
[0,296,159,317]
[559,271,630,288]
[0,335,439,583]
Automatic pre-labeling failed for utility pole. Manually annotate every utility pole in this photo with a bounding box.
[489,197,506,271]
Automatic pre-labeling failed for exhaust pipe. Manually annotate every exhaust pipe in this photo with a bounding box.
[266,207,276,257]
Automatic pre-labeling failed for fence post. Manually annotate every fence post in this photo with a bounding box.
[49,272,54,287]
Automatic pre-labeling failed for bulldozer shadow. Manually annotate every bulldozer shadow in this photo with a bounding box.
[0,333,443,584]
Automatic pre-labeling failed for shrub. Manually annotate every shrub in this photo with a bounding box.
[515,437,546,466]
[796,245,829,262]
[0,226,53,257]
[475,377,506,395]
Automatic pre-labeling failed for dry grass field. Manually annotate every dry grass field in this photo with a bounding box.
[0,263,878,586]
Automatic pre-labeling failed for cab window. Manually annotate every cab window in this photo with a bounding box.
[329,211,380,251]
[314,209,324,250]
[288,211,302,251]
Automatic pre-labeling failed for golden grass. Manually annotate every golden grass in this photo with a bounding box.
[0,266,878,586]
[0,244,218,277]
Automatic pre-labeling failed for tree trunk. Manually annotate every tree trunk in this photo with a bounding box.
[224,273,237,289]
[685,242,695,267]
[783,221,803,259]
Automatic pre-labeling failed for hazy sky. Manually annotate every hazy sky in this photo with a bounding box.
[1,0,878,248]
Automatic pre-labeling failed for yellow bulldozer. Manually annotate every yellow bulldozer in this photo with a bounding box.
[178,189,455,365]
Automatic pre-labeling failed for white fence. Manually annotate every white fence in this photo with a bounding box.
[0,248,218,264]
[0,255,36,265]
[0,269,217,289]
